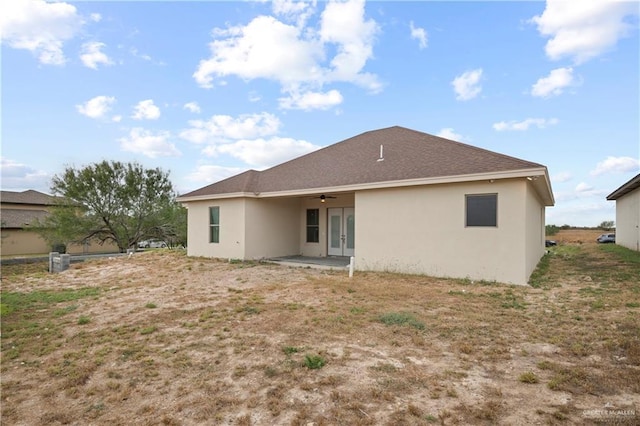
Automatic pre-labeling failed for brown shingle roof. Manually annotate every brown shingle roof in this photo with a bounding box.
[180,126,546,198]
[1,190,55,206]
[1,209,49,228]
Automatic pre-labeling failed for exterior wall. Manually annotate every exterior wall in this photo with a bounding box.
[524,181,547,280]
[185,198,246,260]
[299,194,355,257]
[615,188,640,251]
[355,179,533,285]
[1,230,50,256]
[1,229,118,256]
[244,198,301,259]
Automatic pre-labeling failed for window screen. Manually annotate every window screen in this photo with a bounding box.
[209,206,220,243]
[466,194,497,227]
[306,209,319,243]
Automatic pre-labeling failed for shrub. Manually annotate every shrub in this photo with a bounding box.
[518,371,539,384]
[304,354,326,369]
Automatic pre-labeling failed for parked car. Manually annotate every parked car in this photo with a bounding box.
[138,239,168,249]
[596,233,615,244]
[545,240,557,247]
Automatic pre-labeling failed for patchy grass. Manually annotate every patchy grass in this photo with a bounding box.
[378,311,426,330]
[1,231,639,425]
[0,287,100,316]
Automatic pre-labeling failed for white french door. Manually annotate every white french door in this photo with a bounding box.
[328,208,355,257]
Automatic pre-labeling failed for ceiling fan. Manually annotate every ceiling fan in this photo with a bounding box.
[310,194,337,203]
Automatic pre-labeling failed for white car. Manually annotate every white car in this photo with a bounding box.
[138,239,167,249]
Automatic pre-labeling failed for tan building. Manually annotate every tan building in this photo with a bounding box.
[177,126,555,285]
[607,173,640,251]
[1,190,117,256]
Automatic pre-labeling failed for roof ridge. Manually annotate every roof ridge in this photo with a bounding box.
[242,169,261,193]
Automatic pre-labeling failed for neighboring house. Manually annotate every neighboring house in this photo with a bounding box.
[1,189,117,256]
[1,190,54,256]
[177,126,555,285]
[606,173,640,251]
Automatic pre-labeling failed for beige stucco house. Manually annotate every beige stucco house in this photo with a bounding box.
[1,190,117,256]
[177,126,555,285]
[607,173,640,251]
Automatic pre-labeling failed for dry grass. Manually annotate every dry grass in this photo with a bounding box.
[1,230,639,425]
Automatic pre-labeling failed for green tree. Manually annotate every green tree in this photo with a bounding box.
[599,220,615,230]
[156,201,187,248]
[34,161,177,252]
[545,224,560,236]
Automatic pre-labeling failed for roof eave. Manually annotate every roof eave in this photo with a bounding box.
[178,168,555,206]
[176,192,259,203]
[606,174,640,200]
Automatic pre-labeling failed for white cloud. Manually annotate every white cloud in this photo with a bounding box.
[80,41,113,69]
[590,156,640,176]
[130,47,154,62]
[180,112,281,144]
[193,15,324,89]
[179,111,320,169]
[409,21,428,49]
[493,117,559,131]
[184,164,246,184]
[552,171,572,183]
[212,137,321,169]
[572,182,608,199]
[183,102,201,114]
[119,128,181,158]
[0,157,50,191]
[531,0,638,64]
[452,69,483,101]
[272,0,316,27]
[279,89,343,110]
[575,182,594,193]
[249,92,262,103]
[90,13,102,23]
[76,95,116,119]
[319,0,380,90]
[132,99,161,120]
[0,0,84,65]
[193,0,380,110]
[436,128,464,142]
[530,67,576,98]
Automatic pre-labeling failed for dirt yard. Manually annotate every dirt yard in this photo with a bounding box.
[1,229,638,425]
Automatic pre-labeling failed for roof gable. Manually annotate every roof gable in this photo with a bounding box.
[180,126,548,199]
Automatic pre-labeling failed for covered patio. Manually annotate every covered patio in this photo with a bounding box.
[268,255,351,270]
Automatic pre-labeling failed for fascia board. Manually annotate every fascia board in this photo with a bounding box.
[176,192,258,203]
[178,168,555,205]
[258,168,551,198]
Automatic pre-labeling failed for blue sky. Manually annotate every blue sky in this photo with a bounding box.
[2,0,639,227]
